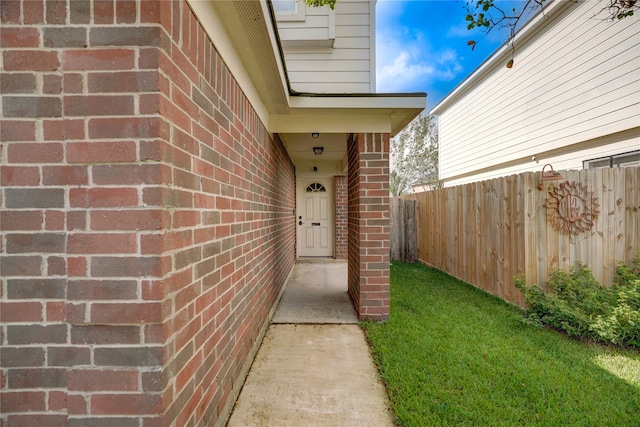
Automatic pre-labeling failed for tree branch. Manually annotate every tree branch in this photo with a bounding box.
[466,0,637,68]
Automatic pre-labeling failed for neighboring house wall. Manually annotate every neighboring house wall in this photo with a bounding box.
[1,2,295,426]
[434,0,640,187]
[276,0,376,93]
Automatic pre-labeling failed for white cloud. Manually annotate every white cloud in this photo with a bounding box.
[378,51,435,92]
[376,30,464,93]
[434,49,463,80]
[446,22,471,39]
[376,0,406,24]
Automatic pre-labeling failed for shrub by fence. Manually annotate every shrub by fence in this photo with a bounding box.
[403,167,639,307]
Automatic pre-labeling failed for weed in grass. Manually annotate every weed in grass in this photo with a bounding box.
[362,262,640,427]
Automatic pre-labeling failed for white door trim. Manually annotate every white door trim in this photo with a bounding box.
[296,177,334,257]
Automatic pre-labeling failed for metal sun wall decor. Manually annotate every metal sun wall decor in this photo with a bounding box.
[544,180,600,236]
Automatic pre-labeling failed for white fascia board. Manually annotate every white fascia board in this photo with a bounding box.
[278,94,425,135]
[289,95,425,110]
[270,112,393,133]
[258,0,292,99]
[430,0,571,115]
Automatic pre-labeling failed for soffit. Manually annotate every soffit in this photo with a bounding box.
[189,0,290,117]
[190,0,426,169]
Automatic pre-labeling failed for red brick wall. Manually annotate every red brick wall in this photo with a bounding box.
[334,175,348,259]
[347,133,391,320]
[0,1,296,426]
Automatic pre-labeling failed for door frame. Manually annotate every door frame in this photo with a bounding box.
[296,176,335,258]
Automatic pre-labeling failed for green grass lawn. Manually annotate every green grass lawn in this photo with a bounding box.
[361,262,640,427]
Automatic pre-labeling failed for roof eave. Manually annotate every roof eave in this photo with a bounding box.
[188,0,426,136]
[274,94,426,136]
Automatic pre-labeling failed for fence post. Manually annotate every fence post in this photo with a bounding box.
[391,197,418,262]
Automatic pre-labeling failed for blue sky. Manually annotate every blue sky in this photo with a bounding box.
[376,0,528,110]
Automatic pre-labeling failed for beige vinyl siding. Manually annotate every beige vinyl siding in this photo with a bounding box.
[277,0,374,93]
[443,136,640,187]
[286,60,370,72]
[278,15,332,41]
[335,25,370,38]
[280,49,370,61]
[334,11,370,26]
[288,71,370,82]
[437,0,640,182]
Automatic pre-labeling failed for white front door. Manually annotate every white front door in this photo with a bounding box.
[297,178,333,257]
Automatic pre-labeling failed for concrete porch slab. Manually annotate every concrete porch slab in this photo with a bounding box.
[272,261,357,324]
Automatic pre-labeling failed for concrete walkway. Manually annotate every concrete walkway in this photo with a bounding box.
[227,261,395,427]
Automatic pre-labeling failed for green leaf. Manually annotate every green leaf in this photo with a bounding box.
[303,0,336,10]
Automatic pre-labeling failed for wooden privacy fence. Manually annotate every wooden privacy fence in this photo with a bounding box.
[390,198,418,262]
[405,167,639,307]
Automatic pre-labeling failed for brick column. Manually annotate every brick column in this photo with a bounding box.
[347,133,390,320]
[1,2,169,425]
[334,175,348,259]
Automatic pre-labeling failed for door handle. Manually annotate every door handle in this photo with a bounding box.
[298,221,302,225]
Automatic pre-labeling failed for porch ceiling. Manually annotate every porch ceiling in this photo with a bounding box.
[281,133,347,164]
[275,95,425,171]
[279,132,349,175]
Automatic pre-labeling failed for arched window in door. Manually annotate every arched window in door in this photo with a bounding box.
[305,182,326,192]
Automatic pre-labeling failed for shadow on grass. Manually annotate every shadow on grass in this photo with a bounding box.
[361,262,640,427]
